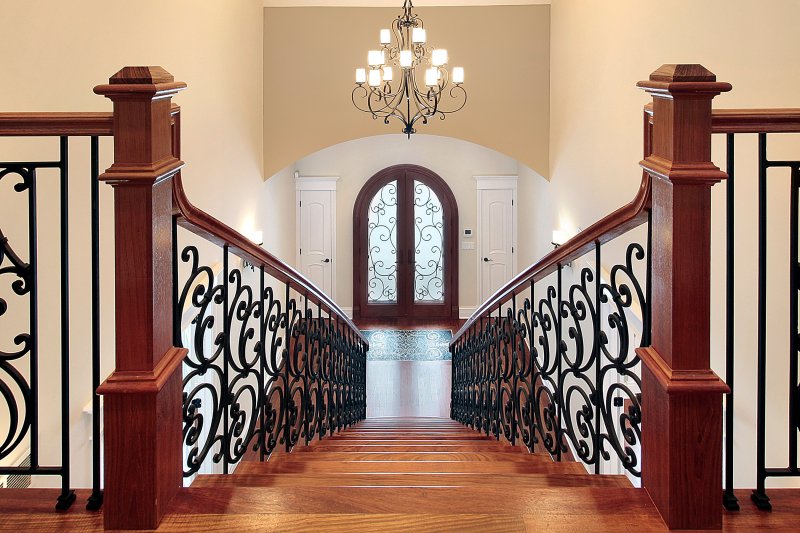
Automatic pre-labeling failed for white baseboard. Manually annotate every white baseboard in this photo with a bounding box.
[459,307,477,320]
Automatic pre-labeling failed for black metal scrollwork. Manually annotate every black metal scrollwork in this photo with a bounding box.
[0,167,34,465]
[177,240,367,477]
[452,237,649,478]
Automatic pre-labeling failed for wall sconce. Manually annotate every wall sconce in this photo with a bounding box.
[243,230,264,270]
[551,229,568,248]
[551,229,571,267]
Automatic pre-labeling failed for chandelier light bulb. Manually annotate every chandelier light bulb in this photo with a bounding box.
[355,68,367,84]
[368,69,382,87]
[382,66,394,82]
[399,50,413,68]
[380,29,391,45]
[425,67,438,87]
[432,49,448,67]
[412,27,426,44]
[452,67,465,84]
[368,50,385,66]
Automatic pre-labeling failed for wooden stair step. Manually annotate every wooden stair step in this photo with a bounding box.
[166,486,665,529]
[267,452,553,462]
[193,472,631,488]
[234,458,588,475]
[298,444,531,453]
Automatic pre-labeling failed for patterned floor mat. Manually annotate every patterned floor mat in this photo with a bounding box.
[363,329,452,361]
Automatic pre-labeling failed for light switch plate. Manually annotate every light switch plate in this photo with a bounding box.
[462,241,475,250]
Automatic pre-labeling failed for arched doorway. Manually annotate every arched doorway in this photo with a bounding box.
[353,164,458,320]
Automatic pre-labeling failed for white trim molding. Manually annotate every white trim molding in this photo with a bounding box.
[295,175,340,191]
[474,174,519,190]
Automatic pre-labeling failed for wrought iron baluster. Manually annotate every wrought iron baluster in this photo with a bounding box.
[753,133,771,510]
[594,244,602,475]
[87,136,103,511]
[57,137,76,510]
[723,133,739,510]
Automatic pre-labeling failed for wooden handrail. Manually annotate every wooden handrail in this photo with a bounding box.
[644,103,800,133]
[0,112,113,136]
[172,175,367,344]
[452,171,651,345]
[0,104,182,137]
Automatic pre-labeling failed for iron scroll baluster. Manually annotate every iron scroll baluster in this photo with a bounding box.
[450,234,649,478]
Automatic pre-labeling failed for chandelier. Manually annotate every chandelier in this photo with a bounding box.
[352,0,467,137]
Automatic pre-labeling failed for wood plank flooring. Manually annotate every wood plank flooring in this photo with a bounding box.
[2,418,800,531]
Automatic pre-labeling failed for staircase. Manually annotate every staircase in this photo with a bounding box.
[187,417,668,531]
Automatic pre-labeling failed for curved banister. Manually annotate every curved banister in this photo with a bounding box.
[452,170,651,346]
[172,174,366,345]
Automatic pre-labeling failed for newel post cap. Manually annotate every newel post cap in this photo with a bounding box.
[637,64,732,96]
[94,66,187,98]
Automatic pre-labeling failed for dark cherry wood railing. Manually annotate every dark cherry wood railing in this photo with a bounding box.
[451,64,733,530]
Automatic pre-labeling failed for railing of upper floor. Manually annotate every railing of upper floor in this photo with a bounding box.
[0,67,367,530]
[0,112,114,511]
[451,64,800,530]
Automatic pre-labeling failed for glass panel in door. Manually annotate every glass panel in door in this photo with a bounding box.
[413,180,444,302]
[367,180,398,303]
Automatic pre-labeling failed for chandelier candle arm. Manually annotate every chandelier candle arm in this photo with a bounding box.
[351,0,467,137]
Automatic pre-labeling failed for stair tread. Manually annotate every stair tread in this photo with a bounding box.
[193,472,631,488]
[267,451,554,462]
[234,458,589,475]
[167,486,662,523]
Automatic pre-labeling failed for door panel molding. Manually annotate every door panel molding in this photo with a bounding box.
[353,164,458,320]
[475,175,517,303]
[296,175,338,299]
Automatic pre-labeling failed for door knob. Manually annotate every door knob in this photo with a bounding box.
[483,257,492,262]
[323,258,331,263]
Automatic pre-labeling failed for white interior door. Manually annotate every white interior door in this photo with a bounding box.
[297,186,335,296]
[476,178,516,302]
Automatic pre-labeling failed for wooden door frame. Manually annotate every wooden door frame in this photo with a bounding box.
[353,164,459,320]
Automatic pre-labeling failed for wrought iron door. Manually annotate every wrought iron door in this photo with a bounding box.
[354,165,458,320]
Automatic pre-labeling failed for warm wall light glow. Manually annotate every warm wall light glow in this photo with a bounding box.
[382,66,394,81]
[380,28,391,44]
[412,27,426,44]
[552,229,568,247]
[355,68,367,84]
[432,49,448,66]
[452,67,464,84]
[251,230,264,246]
[399,50,413,68]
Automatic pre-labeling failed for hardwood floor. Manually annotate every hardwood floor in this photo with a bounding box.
[366,361,451,418]
[4,418,800,531]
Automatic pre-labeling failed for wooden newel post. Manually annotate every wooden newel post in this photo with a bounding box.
[95,67,188,530]
[637,65,731,530]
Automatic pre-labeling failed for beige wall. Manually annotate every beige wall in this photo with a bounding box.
[0,0,276,487]
[547,0,800,488]
[288,134,542,314]
[264,5,550,178]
